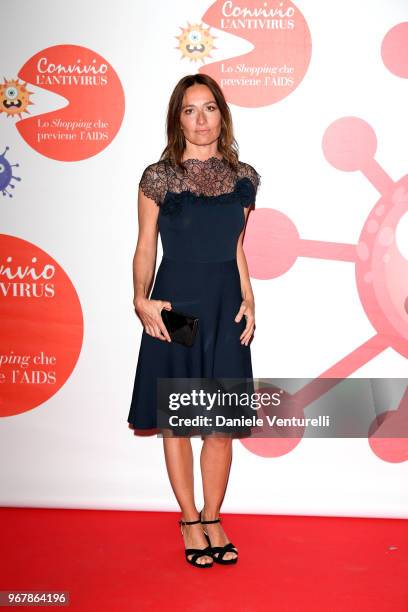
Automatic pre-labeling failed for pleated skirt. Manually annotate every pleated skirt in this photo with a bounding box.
[127,256,255,436]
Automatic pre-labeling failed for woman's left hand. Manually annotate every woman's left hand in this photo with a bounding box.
[234,299,255,346]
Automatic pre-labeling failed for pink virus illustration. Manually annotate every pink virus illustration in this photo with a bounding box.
[242,24,408,464]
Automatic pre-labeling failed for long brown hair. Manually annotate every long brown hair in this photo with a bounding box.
[159,74,239,172]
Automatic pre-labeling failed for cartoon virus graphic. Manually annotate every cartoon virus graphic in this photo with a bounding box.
[0,78,34,119]
[0,146,21,197]
[176,22,216,63]
[242,117,408,464]
[242,21,408,464]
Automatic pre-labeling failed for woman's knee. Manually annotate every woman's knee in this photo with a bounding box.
[203,435,232,448]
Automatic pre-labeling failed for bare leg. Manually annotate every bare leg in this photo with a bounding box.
[200,436,237,561]
[162,436,212,565]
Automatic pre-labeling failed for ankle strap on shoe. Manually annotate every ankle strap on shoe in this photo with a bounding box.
[179,518,200,526]
[200,517,222,524]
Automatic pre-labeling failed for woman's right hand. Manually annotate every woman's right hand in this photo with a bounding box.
[134,297,172,342]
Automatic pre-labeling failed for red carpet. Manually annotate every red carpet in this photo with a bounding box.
[1,508,407,611]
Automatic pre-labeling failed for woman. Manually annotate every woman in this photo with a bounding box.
[128,73,261,568]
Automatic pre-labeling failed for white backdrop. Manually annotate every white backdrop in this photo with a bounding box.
[1,0,407,518]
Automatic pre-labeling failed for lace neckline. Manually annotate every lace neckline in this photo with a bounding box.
[182,155,225,164]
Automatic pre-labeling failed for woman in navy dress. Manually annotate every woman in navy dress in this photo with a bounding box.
[128,74,260,568]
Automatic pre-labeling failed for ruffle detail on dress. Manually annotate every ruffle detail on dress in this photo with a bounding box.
[161,191,185,216]
[234,177,256,208]
[161,177,256,216]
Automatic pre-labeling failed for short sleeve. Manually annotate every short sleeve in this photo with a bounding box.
[237,162,261,208]
[139,162,168,206]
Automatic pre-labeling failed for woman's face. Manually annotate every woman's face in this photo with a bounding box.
[179,84,222,148]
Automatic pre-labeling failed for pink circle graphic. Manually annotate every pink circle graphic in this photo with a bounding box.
[244,208,299,279]
[240,386,304,457]
[381,22,408,78]
[322,117,377,172]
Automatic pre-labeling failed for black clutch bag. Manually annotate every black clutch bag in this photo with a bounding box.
[161,308,199,347]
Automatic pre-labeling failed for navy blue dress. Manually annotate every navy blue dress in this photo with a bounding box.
[127,155,261,436]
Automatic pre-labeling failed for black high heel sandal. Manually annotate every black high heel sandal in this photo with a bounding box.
[200,511,238,565]
[178,518,213,568]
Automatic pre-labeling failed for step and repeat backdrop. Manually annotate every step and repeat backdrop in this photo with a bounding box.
[1,0,407,516]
